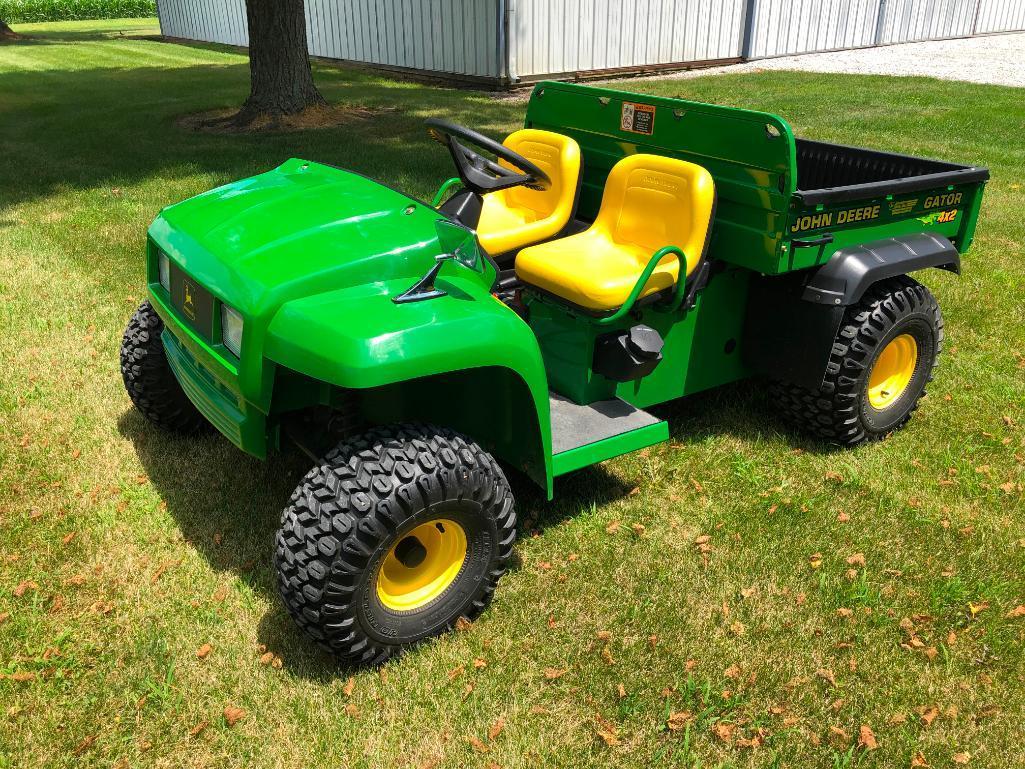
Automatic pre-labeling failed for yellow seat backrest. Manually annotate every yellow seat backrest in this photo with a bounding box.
[476,129,581,256]
[594,153,715,279]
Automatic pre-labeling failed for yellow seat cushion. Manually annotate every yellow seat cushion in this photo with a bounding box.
[476,129,581,256]
[515,154,715,312]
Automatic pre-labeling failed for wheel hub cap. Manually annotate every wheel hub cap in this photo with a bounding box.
[868,334,918,409]
[376,519,467,611]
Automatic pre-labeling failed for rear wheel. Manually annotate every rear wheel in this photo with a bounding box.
[771,275,943,445]
[274,424,516,666]
[120,300,208,433]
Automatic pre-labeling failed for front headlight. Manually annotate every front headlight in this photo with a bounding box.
[158,250,170,291]
[221,304,243,357]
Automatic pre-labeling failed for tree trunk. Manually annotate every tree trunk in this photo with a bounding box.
[0,18,18,39]
[237,0,325,124]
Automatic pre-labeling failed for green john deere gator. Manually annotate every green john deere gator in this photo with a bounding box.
[121,82,988,665]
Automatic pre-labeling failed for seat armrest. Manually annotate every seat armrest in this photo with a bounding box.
[596,246,685,325]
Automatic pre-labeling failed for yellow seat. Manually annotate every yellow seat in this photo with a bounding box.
[476,129,581,256]
[515,154,715,312]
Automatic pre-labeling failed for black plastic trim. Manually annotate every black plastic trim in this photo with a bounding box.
[802,233,960,306]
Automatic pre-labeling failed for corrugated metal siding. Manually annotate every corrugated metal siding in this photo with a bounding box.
[975,0,1025,33]
[156,0,1025,82]
[749,0,880,57]
[510,0,747,78]
[878,0,978,43]
[156,0,502,78]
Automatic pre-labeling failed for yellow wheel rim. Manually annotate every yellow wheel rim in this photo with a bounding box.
[867,334,918,409]
[376,519,467,611]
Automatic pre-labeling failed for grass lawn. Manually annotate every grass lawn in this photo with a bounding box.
[1,17,1024,769]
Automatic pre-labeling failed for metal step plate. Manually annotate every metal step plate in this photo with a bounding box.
[550,393,665,462]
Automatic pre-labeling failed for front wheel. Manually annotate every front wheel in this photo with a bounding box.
[772,275,944,445]
[274,424,516,666]
[120,300,209,433]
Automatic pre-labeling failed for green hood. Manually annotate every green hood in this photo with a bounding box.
[148,159,465,316]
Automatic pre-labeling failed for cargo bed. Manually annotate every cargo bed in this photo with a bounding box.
[794,139,990,206]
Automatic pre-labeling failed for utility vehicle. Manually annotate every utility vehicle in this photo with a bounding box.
[121,82,988,665]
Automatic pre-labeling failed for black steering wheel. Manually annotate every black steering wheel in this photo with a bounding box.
[426,119,551,195]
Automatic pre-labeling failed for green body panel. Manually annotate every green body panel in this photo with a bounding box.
[142,83,987,502]
[526,268,751,408]
[146,158,553,489]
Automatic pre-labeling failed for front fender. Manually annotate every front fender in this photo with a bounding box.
[265,272,554,493]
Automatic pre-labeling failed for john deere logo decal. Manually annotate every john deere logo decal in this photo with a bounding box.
[182,280,196,320]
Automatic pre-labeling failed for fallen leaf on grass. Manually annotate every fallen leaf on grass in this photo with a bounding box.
[846,553,866,567]
[189,720,209,737]
[601,646,615,665]
[544,668,567,680]
[828,726,849,748]
[1005,605,1025,618]
[73,735,97,755]
[858,724,878,750]
[616,683,626,698]
[969,601,990,617]
[13,580,38,597]
[836,608,854,618]
[259,651,274,665]
[343,677,355,696]
[605,521,621,534]
[825,471,844,483]
[837,512,850,522]
[488,716,505,740]
[917,705,939,726]
[473,658,487,669]
[712,722,736,744]
[952,753,970,764]
[455,616,472,631]
[62,532,76,545]
[667,711,692,731]
[816,668,837,687]
[466,735,489,752]
[730,621,746,636]
[809,553,823,569]
[736,728,767,749]
[911,752,929,767]
[345,703,358,717]
[5,671,36,682]
[196,643,212,659]
[223,706,245,727]
[212,585,228,602]
[596,728,619,746]
[0,612,8,624]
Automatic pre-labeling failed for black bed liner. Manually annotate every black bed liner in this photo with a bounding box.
[794,138,989,206]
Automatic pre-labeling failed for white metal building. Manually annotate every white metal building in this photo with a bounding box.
[156,0,1025,86]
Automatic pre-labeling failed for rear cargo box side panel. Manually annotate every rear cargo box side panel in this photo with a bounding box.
[781,182,987,273]
[524,82,797,275]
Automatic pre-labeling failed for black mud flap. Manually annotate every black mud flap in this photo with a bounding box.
[745,233,961,391]
[743,276,845,391]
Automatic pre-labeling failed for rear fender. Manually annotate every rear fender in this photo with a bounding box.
[802,233,959,306]
[265,276,553,494]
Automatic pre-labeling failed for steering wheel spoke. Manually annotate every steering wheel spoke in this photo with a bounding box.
[426,118,551,197]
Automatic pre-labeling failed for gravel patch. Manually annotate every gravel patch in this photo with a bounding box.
[662,32,1025,89]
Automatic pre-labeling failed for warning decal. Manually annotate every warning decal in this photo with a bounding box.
[620,101,655,135]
